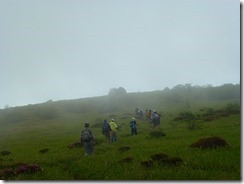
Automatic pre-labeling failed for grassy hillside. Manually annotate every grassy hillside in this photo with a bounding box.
[0,84,240,180]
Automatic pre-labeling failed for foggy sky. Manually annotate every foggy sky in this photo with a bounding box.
[0,0,240,108]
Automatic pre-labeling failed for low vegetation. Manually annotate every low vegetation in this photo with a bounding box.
[190,136,229,149]
[0,83,240,180]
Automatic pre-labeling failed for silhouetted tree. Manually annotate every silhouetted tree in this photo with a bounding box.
[108,87,127,96]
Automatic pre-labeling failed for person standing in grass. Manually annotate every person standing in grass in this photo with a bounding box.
[130,117,137,135]
[109,119,118,143]
[81,123,95,156]
[102,119,111,143]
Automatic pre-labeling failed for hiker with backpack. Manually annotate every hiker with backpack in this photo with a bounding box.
[102,119,111,143]
[151,110,160,127]
[130,117,137,135]
[81,123,95,156]
[109,119,118,143]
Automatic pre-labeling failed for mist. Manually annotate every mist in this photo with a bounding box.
[0,0,240,108]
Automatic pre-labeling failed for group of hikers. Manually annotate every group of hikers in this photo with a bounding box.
[136,107,161,127]
[80,108,160,156]
[101,119,119,143]
[145,109,161,127]
[80,117,138,156]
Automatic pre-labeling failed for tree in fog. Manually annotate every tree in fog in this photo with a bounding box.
[108,87,127,96]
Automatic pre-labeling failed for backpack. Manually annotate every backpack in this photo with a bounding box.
[130,121,136,129]
[102,122,110,133]
[82,129,91,142]
[154,113,159,119]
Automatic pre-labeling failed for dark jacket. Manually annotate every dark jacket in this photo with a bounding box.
[130,120,137,129]
[102,120,111,133]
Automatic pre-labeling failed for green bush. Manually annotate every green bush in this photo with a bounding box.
[225,103,240,114]
[173,111,200,130]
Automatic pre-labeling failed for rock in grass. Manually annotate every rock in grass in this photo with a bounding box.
[39,148,49,153]
[190,136,229,149]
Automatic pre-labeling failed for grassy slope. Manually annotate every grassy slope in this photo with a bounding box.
[0,91,241,180]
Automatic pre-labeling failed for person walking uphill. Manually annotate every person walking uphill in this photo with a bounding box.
[81,123,95,156]
[102,119,111,143]
[130,117,137,135]
[109,119,118,143]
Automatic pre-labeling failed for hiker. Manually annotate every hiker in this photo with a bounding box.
[135,107,143,119]
[130,117,137,135]
[145,109,148,119]
[147,109,152,123]
[102,119,111,143]
[109,119,118,143]
[81,123,95,156]
[135,107,139,115]
[151,110,160,127]
[138,109,143,119]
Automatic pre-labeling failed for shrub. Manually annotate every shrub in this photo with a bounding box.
[225,103,240,114]
[0,168,15,179]
[108,87,127,96]
[0,151,11,156]
[173,111,200,130]
[0,163,42,179]
[39,148,49,153]
[151,153,183,166]
[16,164,41,174]
[190,136,229,149]
[151,153,169,161]
[149,130,166,138]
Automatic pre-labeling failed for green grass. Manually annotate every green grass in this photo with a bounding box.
[0,89,241,180]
